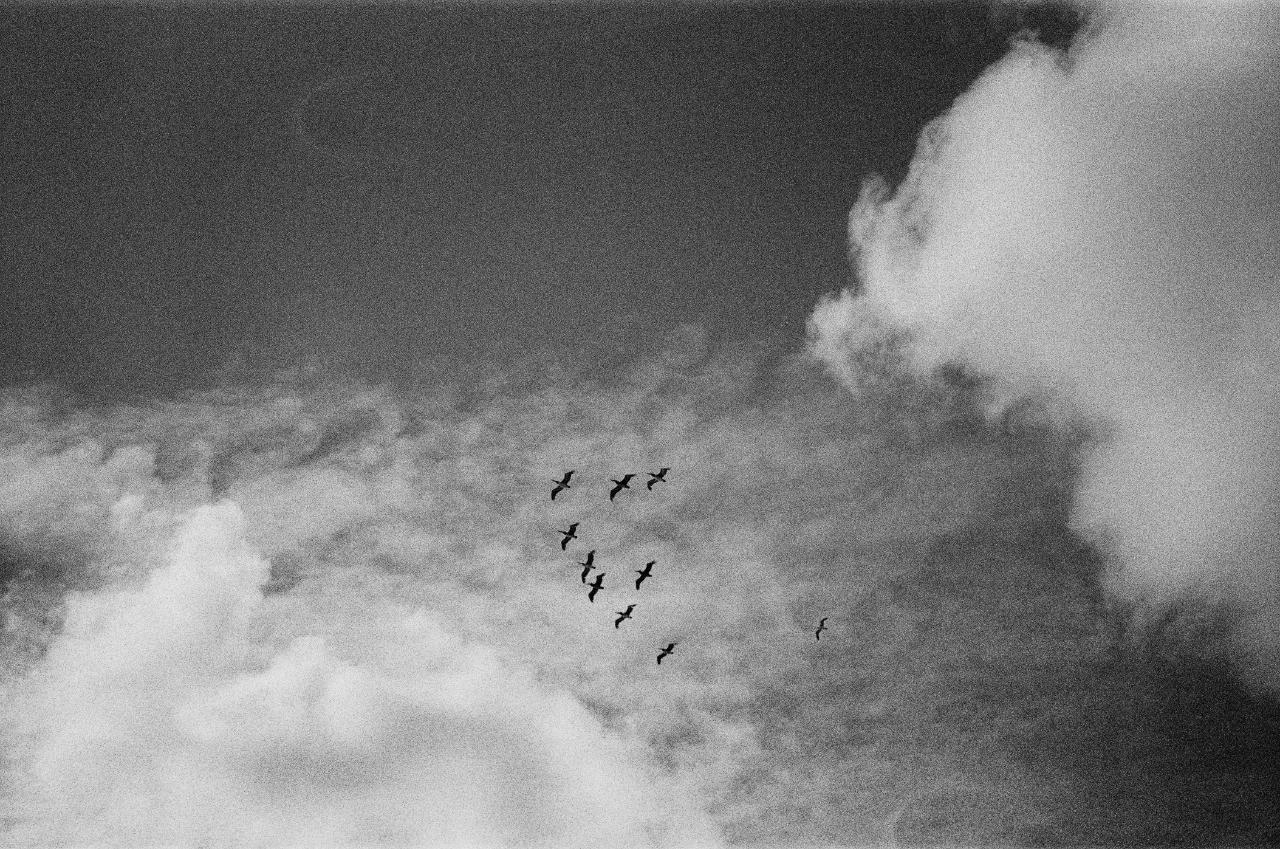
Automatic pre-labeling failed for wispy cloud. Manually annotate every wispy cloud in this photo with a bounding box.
[0,331,1055,844]
[0,319,1276,844]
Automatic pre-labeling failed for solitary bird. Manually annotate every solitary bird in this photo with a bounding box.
[557,523,579,550]
[614,604,636,628]
[587,573,605,602]
[646,467,670,490]
[635,560,655,590]
[609,474,635,501]
[815,617,829,641]
[657,642,677,665]
[551,470,575,500]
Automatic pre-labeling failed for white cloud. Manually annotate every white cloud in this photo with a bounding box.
[810,2,1280,693]
[6,502,716,847]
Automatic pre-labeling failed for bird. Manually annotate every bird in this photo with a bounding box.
[657,642,677,665]
[580,560,597,583]
[614,604,635,628]
[646,467,670,490]
[608,474,635,501]
[815,617,829,641]
[551,470,575,500]
[587,573,605,602]
[577,549,596,570]
[635,561,655,590]
[557,523,579,550]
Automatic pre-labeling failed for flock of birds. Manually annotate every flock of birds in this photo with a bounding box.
[548,467,831,666]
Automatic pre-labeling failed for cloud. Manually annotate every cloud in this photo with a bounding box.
[809,2,1280,694]
[1,324,1278,844]
[5,501,714,847]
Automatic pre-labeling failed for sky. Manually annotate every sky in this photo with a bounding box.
[0,2,1069,397]
[4,2,1280,848]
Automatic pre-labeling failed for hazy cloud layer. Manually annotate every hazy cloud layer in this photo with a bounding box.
[1,329,1277,846]
[810,3,1280,694]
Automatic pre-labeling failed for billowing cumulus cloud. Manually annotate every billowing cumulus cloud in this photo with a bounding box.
[810,3,1280,694]
[4,498,710,847]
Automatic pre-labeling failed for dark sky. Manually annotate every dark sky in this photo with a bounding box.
[1,3,1069,397]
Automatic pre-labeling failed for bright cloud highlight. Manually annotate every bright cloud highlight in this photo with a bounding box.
[810,2,1280,694]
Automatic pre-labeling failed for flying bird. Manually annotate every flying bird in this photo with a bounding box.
[577,549,596,569]
[580,560,597,583]
[815,617,829,641]
[587,573,605,602]
[609,474,635,501]
[657,642,677,665]
[635,561,655,590]
[614,604,636,628]
[646,467,670,490]
[551,470,575,500]
[557,523,579,550]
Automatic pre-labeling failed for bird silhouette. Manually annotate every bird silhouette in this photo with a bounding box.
[587,573,605,602]
[646,467,670,490]
[576,549,596,571]
[635,560,655,590]
[614,604,635,628]
[815,617,829,641]
[551,470,575,500]
[557,523,579,550]
[608,474,635,501]
[657,642,677,665]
